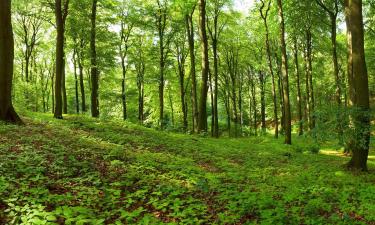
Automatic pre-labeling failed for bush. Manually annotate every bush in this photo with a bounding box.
[292,145,304,153]
[308,145,320,154]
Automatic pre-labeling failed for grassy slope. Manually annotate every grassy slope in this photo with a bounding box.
[0,112,374,225]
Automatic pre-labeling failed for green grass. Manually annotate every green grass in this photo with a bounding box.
[0,112,374,224]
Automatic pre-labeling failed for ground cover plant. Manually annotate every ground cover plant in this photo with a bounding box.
[0,113,374,224]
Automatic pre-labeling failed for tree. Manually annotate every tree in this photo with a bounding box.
[54,0,69,119]
[90,0,99,118]
[0,0,23,124]
[118,1,134,120]
[344,0,371,171]
[207,0,225,137]
[155,0,171,129]
[315,0,343,142]
[197,0,210,133]
[259,0,278,138]
[277,0,291,144]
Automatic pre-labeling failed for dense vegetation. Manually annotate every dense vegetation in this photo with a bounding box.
[0,0,374,223]
[0,113,374,224]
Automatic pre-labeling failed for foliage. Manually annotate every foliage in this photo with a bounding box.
[0,113,374,224]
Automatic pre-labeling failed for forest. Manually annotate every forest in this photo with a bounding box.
[0,0,374,224]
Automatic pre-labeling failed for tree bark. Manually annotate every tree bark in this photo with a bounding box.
[73,46,79,113]
[0,0,22,124]
[90,0,99,118]
[259,71,266,133]
[54,0,69,119]
[185,12,198,132]
[315,0,343,141]
[78,38,86,112]
[260,0,278,138]
[277,0,292,144]
[345,0,370,171]
[197,0,210,133]
[62,53,67,114]
[293,39,303,136]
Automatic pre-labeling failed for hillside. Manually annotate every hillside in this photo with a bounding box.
[0,113,374,224]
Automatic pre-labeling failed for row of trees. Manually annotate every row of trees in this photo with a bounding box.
[0,0,372,170]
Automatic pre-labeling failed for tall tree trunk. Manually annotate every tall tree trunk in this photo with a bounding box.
[90,0,99,118]
[185,13,198,132]
[293,39,303,136]
[307,32,315,130]
[54,0,68,119]
[345,0,370,171]
[277,0,292,144]
[62,54,67,114]
[178,69,187,132]
[156,0,168,129]
[0,0,22,124]
[251,74,257,136]
[210,68,214,136]
[207,6,221,138]
[137,70,144,124]
[78,39,86,112]
[121,55,127,120]
[259,71,266,133]
[197,0,209,133]
[73,47,79,113]
[260,0,278,138]
[316,0,343,141]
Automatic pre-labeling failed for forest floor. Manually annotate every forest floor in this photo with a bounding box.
[0,112,374,225]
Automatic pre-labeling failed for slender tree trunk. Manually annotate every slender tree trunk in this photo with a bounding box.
[315,0,343,140]
[303,45,311,130]
[259,71,266,133]
[260,0,278,138]
[178,69,187,132]
[137,70,144,124]
[251,75,257,136]
[277,0,292,144]
[185,13,198,132]
[210,70,214,136]
[156,0,167,129]
[62,54,67,114]
[121,55,127,120]
[0,0,22,124]
[78,39,86,112]
[293,39,303,136]
[90,0,99,118]
[73,47,79,113]
[306,29,315,130]
[345,0,370,171]
[197,0,209,133]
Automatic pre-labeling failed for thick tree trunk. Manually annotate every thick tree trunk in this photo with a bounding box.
[277,0,292,144]
[0,0,22,124]
[185,13,198,132]
[345,0,370,171]
[90,0,99,118]
[197,0,209,133]
[54,0,65,119]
